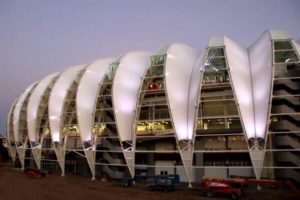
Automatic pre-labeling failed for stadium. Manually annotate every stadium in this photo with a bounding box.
[4,29,300,186]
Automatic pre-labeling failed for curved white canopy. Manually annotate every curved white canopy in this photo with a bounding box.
[49,65,85,143]
[13,82,38,144]
[6,97,19,144]
[292,40,300,54]
[77,58,115,142]
[164,43,199,140]
[248,31,273,139]
[270,29,289,40]
[113,52,151,142]
[27,72,59,143]
[224,36,255,139]
[188,53,205,141]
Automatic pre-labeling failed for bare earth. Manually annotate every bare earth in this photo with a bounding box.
[0,167,297,200]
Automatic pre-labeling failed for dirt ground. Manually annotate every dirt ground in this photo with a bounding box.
[0,167,298,200]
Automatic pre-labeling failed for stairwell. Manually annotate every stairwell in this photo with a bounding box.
[272,116,300,132]
[103,165,125,179]
[100,118,126,179]
[271,75,300,184]
[277,151,300,166]
[275,134,300,150]
[272,97,300,113]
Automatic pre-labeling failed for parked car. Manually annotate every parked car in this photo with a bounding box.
[148,177,176,192]
[202,179,242,199]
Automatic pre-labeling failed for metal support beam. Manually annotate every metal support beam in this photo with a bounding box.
[32,147,42,169]
[54,136,67,176]
[249,140,265,180]
[8,146,17,163]
[84,148,96,180]
[16,146,26,170]
[177,141,193,186]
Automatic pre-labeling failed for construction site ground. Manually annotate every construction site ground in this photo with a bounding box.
[0,167,298,200]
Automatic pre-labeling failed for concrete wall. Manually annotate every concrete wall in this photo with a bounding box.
[204,167,253,179]
[155,160,175,175]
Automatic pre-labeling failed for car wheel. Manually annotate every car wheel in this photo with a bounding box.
[163,187,170,193]
[231,193,239,200]
[148,186,153,191]
[206,190,214,197]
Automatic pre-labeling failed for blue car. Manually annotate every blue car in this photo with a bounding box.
[148,177,175,193]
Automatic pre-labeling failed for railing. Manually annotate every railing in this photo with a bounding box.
[103,152,124,165]
[102,165,124,179]
[204,160,251,166]
[41,160,59,172]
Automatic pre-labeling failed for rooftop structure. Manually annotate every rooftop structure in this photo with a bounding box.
[5,29,300,185]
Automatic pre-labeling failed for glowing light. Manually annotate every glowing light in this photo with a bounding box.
[49,116,58,120]
[113,52,151,142]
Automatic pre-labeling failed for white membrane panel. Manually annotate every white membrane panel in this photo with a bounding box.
[6,98,19,144]
[13,82,38,144]
[49,65,85,143]
[77,58,115,142]
[165,43,199,140]
[292,40,300,55]
[248,31,273,139]
[113,52,151,142]
[225,36,255,139]
[188,53,205,140]
[27,72,59,142]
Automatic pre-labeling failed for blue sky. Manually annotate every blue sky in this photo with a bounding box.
[0,0,300,135]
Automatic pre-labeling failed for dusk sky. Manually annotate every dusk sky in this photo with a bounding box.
[0,0,300,136]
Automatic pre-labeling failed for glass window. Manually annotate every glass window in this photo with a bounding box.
[203,136,226,151]
[199,100,238,117]
[274,63,300,79]
[207,48,225,57]
[205,57,227,70]
[274,41,293,50]
[93,123,106,136]
[151,54,166,65]
[143,77,164,90]
[142,90,166,100]
[136,120,173,135]
[200,95,234,102]
[202,70,229,84]
[200,84,234,99]
[205,48,226,71]
[146,65,164,77]
[154,105,170,119]
[63,125,78,136]
[197,118,242,131]
[99,84,112,95]
[275,50,299,63]
[139,106,152,120]
[44,128,50,136]
[138,105,170,120]
[141,77,164,92]
[95,98,112,110]
[106,62,119,81]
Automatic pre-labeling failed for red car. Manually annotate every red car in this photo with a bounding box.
[202,179,242,200]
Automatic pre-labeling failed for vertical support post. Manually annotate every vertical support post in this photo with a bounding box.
[249,139,265,180]
[54,147,65,176]
[178,141,193,187]
[123,150,135,178]
[32,147,42,169]
[8,146,17,163]
[16,146,26,170]
[84,148,96,180]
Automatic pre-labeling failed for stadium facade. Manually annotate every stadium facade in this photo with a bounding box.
[5,29,300,185]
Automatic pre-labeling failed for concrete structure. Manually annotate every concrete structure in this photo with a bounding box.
[5,29,300,184]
